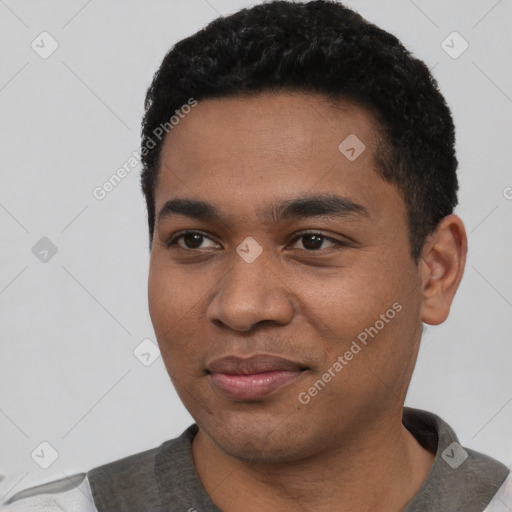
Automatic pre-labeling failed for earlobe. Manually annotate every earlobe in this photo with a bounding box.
[419,214,468,325]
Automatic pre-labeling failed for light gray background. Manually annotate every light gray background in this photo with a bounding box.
[1,0,511,501]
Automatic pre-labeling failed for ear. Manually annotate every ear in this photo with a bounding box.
[419,214,468,325]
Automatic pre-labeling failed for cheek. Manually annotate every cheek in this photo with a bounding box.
[148,254,204,326]
[147,263,215,416]
[299,265,402,335]
[299,255,421,376]
[148,260,200,363]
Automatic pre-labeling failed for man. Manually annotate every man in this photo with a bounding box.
[3,1,510,510]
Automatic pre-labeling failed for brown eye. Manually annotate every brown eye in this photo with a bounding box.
[290,233,341,251]
[301,234,325,250]
[181,233,204,249]
[167,231,219,250]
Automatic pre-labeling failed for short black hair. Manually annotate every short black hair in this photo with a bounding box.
[141,0,458,261]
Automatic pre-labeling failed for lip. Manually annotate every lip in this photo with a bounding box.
[206,354,305,374]
[206,354,307,401]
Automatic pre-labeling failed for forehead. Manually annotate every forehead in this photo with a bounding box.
[155,91,399,222]
[161,91,380,163]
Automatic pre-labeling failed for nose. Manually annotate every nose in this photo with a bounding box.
[206,251,295,332]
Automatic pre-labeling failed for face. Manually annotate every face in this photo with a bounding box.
[148,92,425,463]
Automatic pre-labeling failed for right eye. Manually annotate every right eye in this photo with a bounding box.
[166,230,220,250]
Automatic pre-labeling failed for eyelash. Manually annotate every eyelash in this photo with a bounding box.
[165,230,347,251]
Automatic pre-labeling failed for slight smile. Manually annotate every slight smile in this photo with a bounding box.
[206,354,309,401]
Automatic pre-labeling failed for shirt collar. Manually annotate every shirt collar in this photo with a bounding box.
[402,406,509,512]
[154,407,510,511]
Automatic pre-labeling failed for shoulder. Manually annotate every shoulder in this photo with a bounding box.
[0,473,97,511]
[1,427,198,512]
[86,426,199,511]
[87,424,197,486]
[483,472,512,512]
[0,445,163,512]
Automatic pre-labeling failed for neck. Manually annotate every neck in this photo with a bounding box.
[191,409,435,512]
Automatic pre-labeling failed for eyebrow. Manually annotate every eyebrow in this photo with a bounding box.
[157,194,370,225]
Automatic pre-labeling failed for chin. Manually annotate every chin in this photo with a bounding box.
[200,414,322,465]
[220,436,309,464]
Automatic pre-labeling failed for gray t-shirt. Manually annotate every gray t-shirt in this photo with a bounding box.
[3,407,511,511]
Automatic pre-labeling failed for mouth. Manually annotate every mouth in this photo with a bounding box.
[206,354,308,401]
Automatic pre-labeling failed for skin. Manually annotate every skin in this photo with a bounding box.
[148,91,467,511]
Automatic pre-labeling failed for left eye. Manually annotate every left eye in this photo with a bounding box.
[290,233,341,251]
